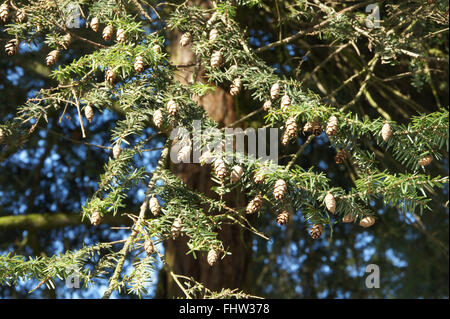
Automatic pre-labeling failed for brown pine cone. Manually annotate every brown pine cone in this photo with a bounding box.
[5,39,19,56]
[381,123,392,142]
[273,179,287,200]
[263,100,272,111]
[276,210,289,225]
[309,224,324,239]
[167,99,178,116]
[211,50,223,68]
[149,196,161,216]
[0,4,9,22]
[153,109,164,128]
[90,211,102,226]
[280,94,291,111]
[144,239,155,256]
[270,82,280,99]
[112,144,121,159]
[326,116,338,136]
[230,78,242,96]
[116,28,126,42]
[214,158,227,181]
[105,69,117,85]
[335,149,349,164]
[359,216,375,228]
[282,117,298,146]
[102,24,114,41]
[209,29,219,42]
[46,50,59,66]
[207,248,219,266]
[246,194,263,214]
[418,155,432,167]
[84,105,94,123]
[180,33,192,47]
[90,16,99,32]
[15,10,26,23]
[324,191,336,214]
[134,56,145,73]
[171,217,182,239]
[342,213,356,223]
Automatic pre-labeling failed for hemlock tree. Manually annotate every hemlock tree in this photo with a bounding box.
[0,0,448,299]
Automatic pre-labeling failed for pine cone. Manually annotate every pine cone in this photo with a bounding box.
[62,33,72,49]
[310,224,324,239]
[167,99,178,116]
[230,78,242,96]
[230,165,243,183]
[282,117,297,146]
[0,128,5,144]
[324,191,336,214]
[149,196,161,216]
[207,248,219,266]
[246,194,263,214]
[0,4,9,23]
[112,143,121,159]
[116,28,126,43]
[270,82,280,99]
[359,216,375,228]
[273,179,287,200]
[153,44,161,53]
[209,28,219,42]
[84,105,94,123]
[153,109,164,128]
[199,150,213,165]
[211,50,223,68]
[303,120,322,136]
[276,210,289,225]
[105,69,117,85]
[418,155,432,167]
[254,171,265,184]
[177,144,191,163]
[90,16,99,32]
[280,94,291,111]
[263,100,272,111]
[15,10,26,23]
[134,56,145,73]
[90,211,102,226]
[5,39,18,56]
[214,158,227,181]
[381,123,392,142]
[171,217,182,239]
[102,24,114,41]
[342,213,356,223]
[326,116,338,136]
[180,33,191,47]
[144,239,155,256]
[335,149,349,164]
[46,50,59,66]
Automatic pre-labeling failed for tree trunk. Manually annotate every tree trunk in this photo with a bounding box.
[155,1,253,298]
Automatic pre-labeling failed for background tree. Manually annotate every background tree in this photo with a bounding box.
[0,0,448,299]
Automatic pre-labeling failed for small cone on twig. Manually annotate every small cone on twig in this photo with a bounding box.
[199,150,213,166]
[342,213,356,223]
[90,16,99,32]
[149,196,161,216]
[180,32,191,47]
[102,24,113,41]
[5,39,18,56]
[134,56,145,73]
[144,239,155,256]
[282,117,298,146]
[62,33,72,49]
[0,128,5,144]
[171,217,182,239]
[254,170,265,184]
[207,248,219,266]
[84,104,94,123]
[214,158,227,181]
[324,191,336,214]
[153,44,161,53]
[167,99,178,116]
[90,211,102,226]
[246,194,263,214]
[153,109,163,128]
[270,82,280,99]
[177,144,191,163]
[209,28,219,42]
[15,10,26,23]
[46,50,59,66]
[381,123,392,142]
[303,120,322,136]
[263,100,272,111]
[112,143,121,159]
[0,3,9,22]
[280,94,291,111]
[230,165,243,183]
[359,216,375,228]
[230,78,242,96]
[310,224,324,239]
[418,155,432,167]
[273,179,287,200]
[105,69,117,85]
[335,149,349,164]
[326,116,338,136]
[116,28,126,42]
[276,210,289,225]
[211,50,223,68]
